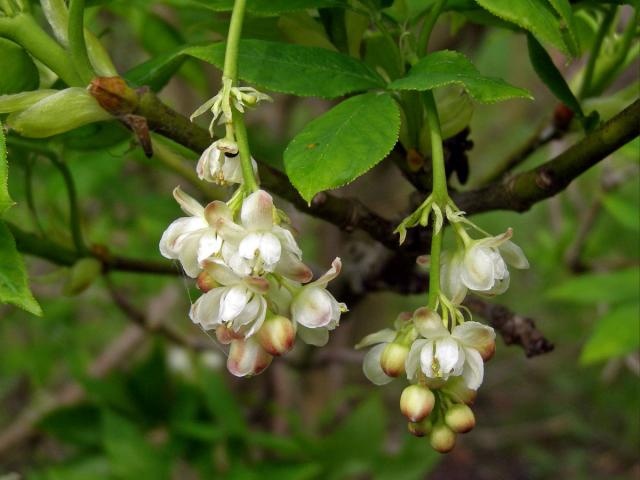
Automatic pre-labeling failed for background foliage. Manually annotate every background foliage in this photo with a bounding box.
[0,0,638,478]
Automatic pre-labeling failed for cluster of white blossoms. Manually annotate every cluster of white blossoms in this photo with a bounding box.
[358,198,528,452]
[160,83,346,377]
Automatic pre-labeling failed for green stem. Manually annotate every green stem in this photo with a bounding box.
[417,0,446,56]
[0,14,82,86]
[68,0,95,83]
[423,90,447,309]
[222,0,259,191]
[233,108,259,192]
[579,6,616,99]
[423,91,447,203]
[222,0,247,83]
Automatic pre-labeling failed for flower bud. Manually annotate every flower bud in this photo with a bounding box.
[444,404,476,433]
[413,307,443,338]
[380,342,408,377]
[257,315,295,356]
[407,418,432,437]
[429,423,456,453]
[227,337,273,377]
[63,257,103,295]
[196,270,217,292]
[7,88,112,138]
[400,384,435,422]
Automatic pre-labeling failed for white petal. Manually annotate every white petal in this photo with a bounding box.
[258,232,282,267]
[274,250,313,283]
[419,340,436,379]
[273,226,302,257]
[197,231,223,263]
[221,156,244,184]
[440,251,468,305]
[205,261,241,286]
[309,257,342,288]
[453,321,496,360]
[363,344,393,385]
[232,295,266,338]
[238,232,262,260]
[461,246,495,291]
[434,337,462,379]
[159,218,207,259]
[499,240,529,269]
[241,190,274,231]
[178,235,203,277]
[297,324,329,346]
[355,328,396,349]
[173,186,204,217]
[219,285,250,323]
[406,339,429,381]
[291,287,333,328]
[462,347,484,390]
[189,288,224,329]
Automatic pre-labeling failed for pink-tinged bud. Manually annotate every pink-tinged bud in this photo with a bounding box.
[400,384,435,422]
[429,424,456,453]
[407,418,432,437]
[215,325,243,345]
[444,404,476,433]
[227,338,273,377]
[257,315,295,356]
[480,339,496,362]
[413,307,443,338]
[380,342,409,377]
[197,271,217,292]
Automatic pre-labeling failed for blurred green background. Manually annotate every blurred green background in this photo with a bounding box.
[0,1,638,479]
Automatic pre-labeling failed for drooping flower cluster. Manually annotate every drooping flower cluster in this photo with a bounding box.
[160,83,345,377]
[358,198,528,452]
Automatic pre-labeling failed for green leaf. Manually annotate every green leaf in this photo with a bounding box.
[0,38,39,95]
[125,48,187,91]
[547,268,640,305]
[39,404,102,448]
[473,0,574,56]
[0,120,14,215]
[102,410,171,480]
[186,40,385,97]
[200,369,247,436]
[601,193,640,232]
[277,12,337,50]
[526,34,583,116]
[546,0,580,56]
[580,302,640,365]
[388,50,532,103]
[284,93,400,202]
[0,221,42,316]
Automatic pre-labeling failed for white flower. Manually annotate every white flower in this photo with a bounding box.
[441,228,529,301]
[197,140,258,185]
[159,187,232,277]
[406,308,495,391]
[189,262,269,338]
[355,328,397,385]
[219,190,312,281]
[291,258,346,347]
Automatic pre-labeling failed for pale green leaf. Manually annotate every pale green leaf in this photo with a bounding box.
[0,120,14,215]
[547,0,580,56]
[547,268,640,305]
[388,50,532,103]
[601,193,640,232]
[186,40,385,98]
[284,93,400,202]
[0,38,39,95]
[580,302,640,365]
[0,221,42,316]
[473,0,574,56]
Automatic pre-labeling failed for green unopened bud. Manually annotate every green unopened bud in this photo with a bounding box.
[258,315,295,356]
[444,404,476,433]
[400,384,435,422]
[429,423,456,453]
[380,342,408,377]
[407,417,432,437]
[63,257,102,295]
[7,88,112,138]
[0,90,58,114]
